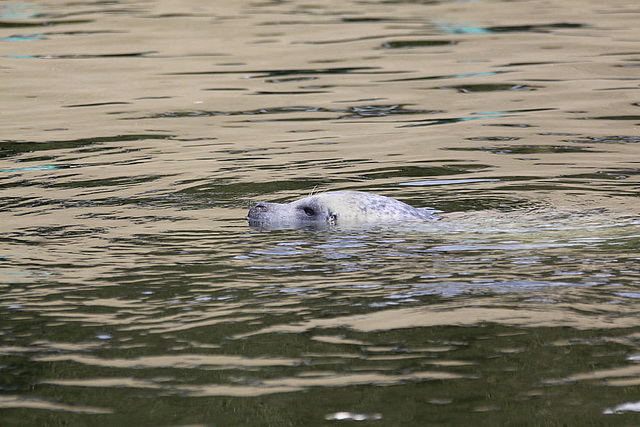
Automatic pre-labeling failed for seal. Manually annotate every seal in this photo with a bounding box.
[247,190,437,228]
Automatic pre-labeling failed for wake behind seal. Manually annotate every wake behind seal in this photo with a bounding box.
[247,190,438,229]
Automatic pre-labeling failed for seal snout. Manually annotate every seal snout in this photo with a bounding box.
[248,202,270,222]
[252,202,268,212]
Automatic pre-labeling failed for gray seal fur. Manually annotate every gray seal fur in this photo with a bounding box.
[247,190,437,228]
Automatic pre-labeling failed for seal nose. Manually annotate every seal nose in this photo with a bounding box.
[253,203,267,212]
[248,202,268,219]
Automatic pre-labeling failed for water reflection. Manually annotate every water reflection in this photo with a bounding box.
[1,0,640,424]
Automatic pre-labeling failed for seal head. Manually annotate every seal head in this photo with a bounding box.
[247,190,437,228]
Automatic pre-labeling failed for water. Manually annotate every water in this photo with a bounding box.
[1,0,640,425]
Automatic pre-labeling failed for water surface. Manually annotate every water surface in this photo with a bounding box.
[1,0,640,425]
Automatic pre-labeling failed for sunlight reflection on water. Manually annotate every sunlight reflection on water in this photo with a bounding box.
[1,0,640,424]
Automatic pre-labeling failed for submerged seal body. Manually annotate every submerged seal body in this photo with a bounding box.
[247,190,437,228]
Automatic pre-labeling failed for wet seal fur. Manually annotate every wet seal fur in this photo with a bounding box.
[247,190,438,228]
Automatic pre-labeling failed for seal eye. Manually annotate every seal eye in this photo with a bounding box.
[302,207,316,217]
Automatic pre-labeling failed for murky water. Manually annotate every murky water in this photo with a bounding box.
[2,0,640,425]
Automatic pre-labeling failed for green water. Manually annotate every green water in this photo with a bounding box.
[1,0,640,425]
